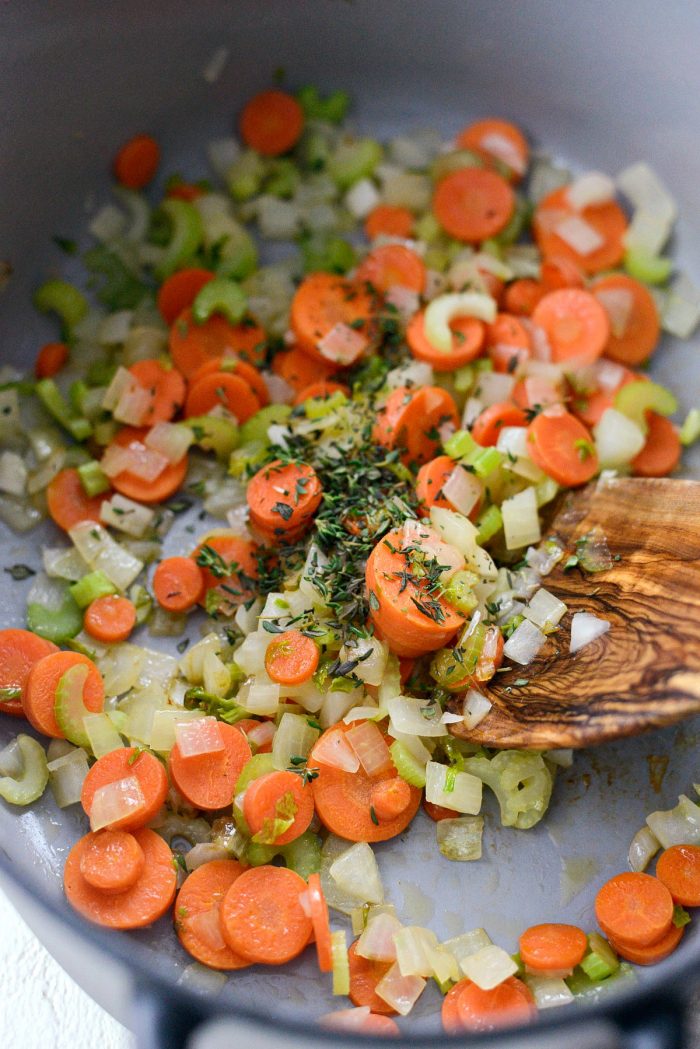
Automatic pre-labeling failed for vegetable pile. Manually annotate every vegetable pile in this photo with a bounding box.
[1,81,699,1036]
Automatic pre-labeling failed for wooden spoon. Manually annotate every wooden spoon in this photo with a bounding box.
[448,476,700,750]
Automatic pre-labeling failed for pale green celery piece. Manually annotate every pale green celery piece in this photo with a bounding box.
[191,277,247,326]
[297,85,350,124]
[54,664,93,748]
[77,460,111,498]
[228,441,267,478]
[476,504,503,544]
[328,138,383,189]
[624,247,672,286]
[414,212,443,245]
[227,150,268,201]
[567,963,635,1000]
[300,233,356,275]
[389,740,427,788]
[35,378,92,442]
[246,841,276,866]
[463,751,553,830]
[680,408,700,446]
[442,570,479,616]
[281,830,323,879]
[33,279,88,330]
[454,365,475,393]
[239,405,292,445]
[469,446,504,479]
[423,246,451,272]
[580,933,619,982]
[69,570,118,609]
[93,419,119,447]
[27,588,82,643]
[444,428,479,460]
[297,130,331,172]
[614,380,678,432]
[128,583,152,625]
[0,735,48,805]
[215,226,258,281]
[265,158,300,198]
[235,752,277,795]
[492,197,533,247]
[431,149,484,182]
[187,415,240,459]
[155,199,204,279]
[304,390,348,419]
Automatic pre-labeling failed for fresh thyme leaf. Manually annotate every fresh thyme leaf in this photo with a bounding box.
[272,501,293,521]
[4,564,35,581]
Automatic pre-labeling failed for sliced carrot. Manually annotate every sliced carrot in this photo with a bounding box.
[24,651,104,739]
[631,413,681,478]
[113,134,160,189]
[220,865,312,965]
[442,978,470,1034]
[531,289,610,365]
[293,380,350,406]
[348,940,398,1015]
[533,186,627,275]
[455,977,536,1032]
[81,748,168,831]
[656,845,700,907]
[35,341,69,379]
[595,871,674,949]
[0,629,58,718]
[157,268,215,326]
[373,385,459,466]
[355,244,426,294]
[175,859,250,971]
[311,721,422,842]
[416,455,458,516]
[169,307,266,376]
[169,722,252,811]
[128,358,186,425]
[264,629,319,686]
[108,426,188,504]
[153,556,205,613]
[290,273,375,363]
[540,255,585,292]
[307,872,333,973]
[239,90,304,156]
[486,312,532,373]
[608,923,685,966]
[370,776,412,822]
[570,364,638,429]
[246,459,322,543]
[433,167,515,243]
[192,533,259,612]
[64,828,176,929]
[185,370,261,424]
[399,657,415,686]
[407,311,486,370]
[366,527,464,658]
[592,274,661,366]
[272,346,338,392]
[527,408,599,487]
[423,799,460,822]
[456,118,529,183]
[518,923,588,973]
[503,278,545,317]
[84,595,137,644]
[188,355,269,408]
[243,770,315,846]
[471,402,528,447]
[47,467,111,532]
[79,829,145,894]
[166,181,206,203]
[364,204,414,241]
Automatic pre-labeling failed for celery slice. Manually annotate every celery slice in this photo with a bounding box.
[463,751,553,830]
[54,664,94,748]
[444,429,479,461]
[328,139,382,189]
[280,829,322,879]
[227,150,268,201]
[680,408,700,446]
[155,199,204,279]
[69,570,118,609]
[331,930,350,995]
[36,378,92,441]
[77,460,110,497]
[27,589,82,643]
[191,277,247,326]
[614,380,678,432]
[475,505,503,544]
[624,247,672,286]
[33,279,88,331]
[0,735,48,805]
[580,932,619,981]
[239,405,292,445]
[389,740,427,788]
[187,415,240,459]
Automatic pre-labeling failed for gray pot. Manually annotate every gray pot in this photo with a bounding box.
[1,2,699,1047]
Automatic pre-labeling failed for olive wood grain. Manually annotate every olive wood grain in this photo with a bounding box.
[449,477,700,750]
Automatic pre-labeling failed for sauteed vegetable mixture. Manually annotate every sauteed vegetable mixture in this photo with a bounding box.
[1,83,700,1035]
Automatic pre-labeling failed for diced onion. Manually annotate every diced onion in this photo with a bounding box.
[595,358,628,393]
[90,775,146,831]
[384,285,420,323]
[99,643,147,696]
[47,748,90,808]
[525,973,574,1010]
[247,721,275,750]
[115,439,168,482]
[443,928,493,964]
[474,370,515,408]
[523,588,567,631]
[502,486,541,551]
[425,761,482,814]
[317,322,367,365]
[145,421,192,464]
[261,371,294,405]
[175,716,225,759]
[98,310,133,346]
[394,926,438,978]
[185,843,231,874]
[553,215,605,256]
[569,612,610,654]
[329,842,384,905]
[312,728,361,773]
[424,292,497,352]
[356,913,402,962]
[544,748,573,768]
[623,209,673,255]
[628,825,661,872]
[387,696,448,738]
[69,521,144,590]
[320,690,360,729]
[339,636,388,688]
[100,494,155,538]
[436,816,484,862]
[385,360,434,392]
[89,204,126,242]
[374,963,426,1016]
[460,944,518,990]
[113,376,152,427]
[462,689,492,730]
[344,177,381,219]
[594,288,635,339]
[646,794,700,849]
[566,172,616,211]
[594,408,646,468]
[271,712,319,772]
[83,713,123,758]
[233,632,270,676]
[239,680,280,716]
[345,721,393,776]
[0,451,27,496]
[503,619,547,665]
[441,466,483,518]
[202,651,230,698]
[207,138,241,180]
[150,709,204,752]
[662,274,700,339]
[616,162,677,224]
[496,426,530,460]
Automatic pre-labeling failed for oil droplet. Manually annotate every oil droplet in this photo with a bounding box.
[398,880,435,925]
[560,855,599,906]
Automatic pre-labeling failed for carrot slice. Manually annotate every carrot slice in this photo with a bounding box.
[24,651,104,739]
[373,385,459,466]
[442,978,470,1033]
[166,181,206,203]
[169,307,266,376]
[185,370,261,424]
[220,865,312,965]
[64,828,176,929]
[0,629,58,718]
[591,274,661,366]
[416,455,459,517]
[246,459,322,543]
[541,255,585,292]
[503,278,545,317]
[35,341,69,379]
[243,770,315,846]
[433,167,515,243]
[534,186,627,275]
[527,408,598,487]
[631,413,681,478]
[656,845,700,907]
[486,312,532,373]
[128,358,186,425]
[406,311,486,370]
[307,873,333,973]
[272,346,338,392]
[370,776,412,822]
[532,289,610,365]
[81,747,168,831]
[107,426,188,504]
[293,380,350,406]
[175,859,250,971]
[187,355,269,408]
[455,977,536,1032]
[310,721,422,841]
[364,204,414,241]
[79,829,145,894]
[157,268,215,326]
[595,871,674,949]
[84,595,137,644]
[47,467,111,532]
[456,118,529,183]
[348,940,398,1015]
[264,629,320,686]
[608,923,685,966]
[113,134,160,189]
[423,799,460,822]
[471,402,528,447]
[153,556,205,613]
[570,364,638,428]
[239,90,304,157]
[192,533,258,612]
[169,722,252,811]
[290,273,375,364]
[355,244,427,294]
[518,923,588,973]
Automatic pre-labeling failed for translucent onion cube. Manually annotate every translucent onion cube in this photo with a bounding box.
[187,907,227,952]
[47,748,90,808]
[149,709,204,753]
[82,712,124,758]
[460,944,518,990]
[425,761,482,815]
[524,973,574,1010]
[356,912,402,962]
[442,928,492,965]
[375,963,426,1016]
[523,587,567,632]
[345,721,392,776]
[394,926,438,978]
[175,716,225,759]
[90,775,146,831]
[503,618,547,665]
[329,842,384,904]
[272,712,319,772]
[312,728,360,773]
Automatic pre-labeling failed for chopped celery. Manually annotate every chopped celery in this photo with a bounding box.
[673,905,691,928]
[191,277,247,326]
[454,365,475,393]
[227,150,268,201]
[228,441,267,478]
[0,735,48,805]
[300,232,356,275]
[298,130,331,172]
[442,570,479,616]
[36,378,92,441]
[492,197,533,247]
[54,664,93,748]
[265,158,300,199]
[680,408,700,446]
[469,446,504,479]
[414,213,443,245]
[463,751,553,830]
[155,199,204,279]
[331,930,350,995]
[77,460,110,497]
[567,963,635,1000]
[235,752,277,795]
[431,149,484,182]
[328,138,383,189]
[33,279,88,331]
[69,570,118,609]
[187,414,240,459]
[27,589,82,643]
[239,405,292,445]
[93,419,118,447]
[614,380,678,432]
[476,505,503,544]
[86,357,117,388]
[297,85,350,124]
[304,390,348,418]
[215,225,258,281]
[128,583,152,625]
[580,933,619,981]
[624,247,672,286]
[444,429,478,460]
[246,841,276,866]
[389,740,427,788]
[280,830,323,879]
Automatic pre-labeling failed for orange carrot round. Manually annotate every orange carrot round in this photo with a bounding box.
[166,182,206,203]
[24,651,104,739]
[503,278,545,317]
[192,533,258,611]
[471,402,528,447]
[84,595,137,644]
[169,722,252,811]
[185,370,261,424]
[247,459,322,543]
[416,455,460,517]
[64,828,176,929]
[532,288,610,365]
[239,90,304,157]
[35,341,69,379]
[355,244,426,294]
[113,134,160,189]
[486,312,532,373]
[188,355,269,408]
[518,922,588,973]
[307,872,333,973]
[370,776,412,822]
[407,311,486,370]
[153,556,205,613]
[423,799,460,822]
[128,358,186,425]
[455,977,536,1032]
[264,629,319,686]
[541,255,585,292]
[79,828,145,894]
[107,426,188,504]
[656,844,700,907]
[293,380,350,406]
[570,364,638,429]
[348,940,398,1015]
[47,468,111,532]
[373,385,459,465]
[220,865,312,965]
[456,118,529,183]
[290,273,375,364]
[364,204,414,241]
[272,346,337,392]
[534,186,627,275]
[595,871,674,949]
[157,268,215,326]
[169,307,266,376]
[631,413,681,478]
[608,923,685,966]
[0,629,58,718]
[243,769,315,846]
[433,167,515,243]
[527,408,599,487]
[591,274,660,366]
[81,747,169,831]
[175,859,250,971]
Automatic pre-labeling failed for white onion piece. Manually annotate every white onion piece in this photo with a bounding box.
[90,775,146,831]
[113,376,152,426]
[440,711,464,725]
[462,396,484,428]
[206,138,240,180]
[425,761,482,814]
[480,131,527,176]
[424,292,497,352]
[145,422,192,464]
[375,963,426,1016]
[523,588,567,631]
[100,443,134,478]
[566,172,616,211]
[663,274,700,339]
[185,843,231,873]
[646,794,700,849]
[624,209,673,255]
[83,713,123,758]
[497,426,530,460]
[149,709,204,752]
[503,619,547,665]
[69,521,144,590]
[616,162,677,223]
[247,720,275,751]
[595,358,627,393]
[474,370,515,407]
[463,689,492,730]
[239,680,280,716]
[394,926,438,978]
[387,696,448,738]
[442,466,483,517]
[122,440,169,482]
[356,912,402,962]
[261,370,294,405]
[186,905,227,951]
[460,944,518,990]
[594,288,635,339]
[569,612,611,654]
[385,359,434,391]
[628,825,661,872]
[594,408,646,468]
[227,504,251,538]
[312,729,360,773]
[502,486,541,551]
[0,451,27,496]
[329,842,384,904]
[346,721,392,777]
[175,717,225,759]
[98,309,133,346]
[344,177,381,218]
[525,973,574,1010]
[89,204,126,243]
[317,322,367,365]
[47,748,90,808]
[100,494,155,538]
[553,215,605,256]
[339,636,388,688]
[384,285,420,322]
[271,712,318,772]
